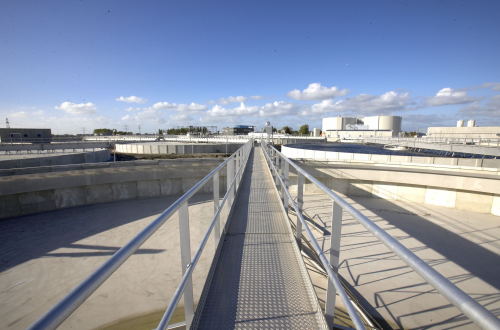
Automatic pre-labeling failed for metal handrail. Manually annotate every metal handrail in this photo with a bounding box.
[28,140,253,330]
[157,141,252,330]
[262,141,500,330]
[261,142,366,330]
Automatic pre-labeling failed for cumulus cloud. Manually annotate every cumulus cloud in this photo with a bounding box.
[151,102,207,112]
[250,95,265,100]
[125,107,142,112]
[402,113,456,130]
[169,114,193,122]
[310,91,412,115]
[286,83,348,101]
[217,96,248,105]
[259,101,300,117]
[121,108,167,124]
[458,95,500,118]
[116,96,148,104]
[206,103,259,118]
[425,88,482,107]
[55,102,97,115]
[207,100,216,104]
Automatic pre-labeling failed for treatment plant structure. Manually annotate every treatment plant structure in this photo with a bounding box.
[0,123,500,330]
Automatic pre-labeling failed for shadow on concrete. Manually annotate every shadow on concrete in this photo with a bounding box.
[0,193,215,274]
[300,192,500,329]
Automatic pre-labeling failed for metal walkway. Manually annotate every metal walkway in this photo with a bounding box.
[192,147,328,329]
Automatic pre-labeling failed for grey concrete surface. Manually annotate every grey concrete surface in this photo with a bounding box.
[0,149,110,169]
[0,159,229,220]
[0,193,229,330]
[0,141,112,152]
[295,192,500,329]
[364,138,500,157]
[2,190,499,329]
[285,161,500,216]
[116,142,242,155]
[282,145,500,169]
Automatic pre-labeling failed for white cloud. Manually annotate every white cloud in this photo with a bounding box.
[125,107,142,112]
[218,96,248,105]
[10,111,29,118]
[55,102,97,115]
[207,100,216,104]
[116,96,148,104]
[170,114,193,122]
[33,110,44,115]
[478,82,500,91]
[425,88,482,106]
[259,101,300,117]
[121,108,167,124]
[286,83,348,101]
[458,95,500,118]
[310,91,412,115]
[402,113,456,130]
[206,103,259,118]
[250,95,265,100]
[151,102,207,112]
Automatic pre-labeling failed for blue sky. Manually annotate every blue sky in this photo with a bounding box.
[1,0,499,134]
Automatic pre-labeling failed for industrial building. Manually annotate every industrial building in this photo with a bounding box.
[322,115,402,139]
[222,125,254,135]
[427,119,500,139]
[0,128,52,142]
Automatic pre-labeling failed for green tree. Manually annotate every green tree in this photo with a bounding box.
[158,129,163,135]
[272,127,277,133]
[299,124,309,135]
[281,126,292,134]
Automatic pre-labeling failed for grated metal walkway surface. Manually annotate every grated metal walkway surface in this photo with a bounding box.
[192,147,327,330]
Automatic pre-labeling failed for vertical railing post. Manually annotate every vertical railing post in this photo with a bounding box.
[325,201,343,329]
[178,202,194,329]
[275,153,280,188]
[227,156,234,210]
[213,171,220,247]
[296,172,304,247]
[238,149,242,181]
[279,155,284,203]
[234,152,239,190]
[283,159,289,214]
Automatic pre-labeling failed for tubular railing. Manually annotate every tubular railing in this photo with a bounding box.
[261,141,500,330]
[28,140,253,330]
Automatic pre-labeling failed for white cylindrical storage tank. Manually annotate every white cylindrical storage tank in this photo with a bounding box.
[378,115,402,136]
[467,119,475,127]
[457,120,464,127]
[313,128,321,137]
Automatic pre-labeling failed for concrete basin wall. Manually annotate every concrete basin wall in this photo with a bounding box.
[0,158,229,220]
[288,161,500,216]
[0,149,111,169]
[282,145,500,168]
[116,143,242,154]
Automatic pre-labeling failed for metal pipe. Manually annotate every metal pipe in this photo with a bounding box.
[268,143,500,330]
[28,141,252,330]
